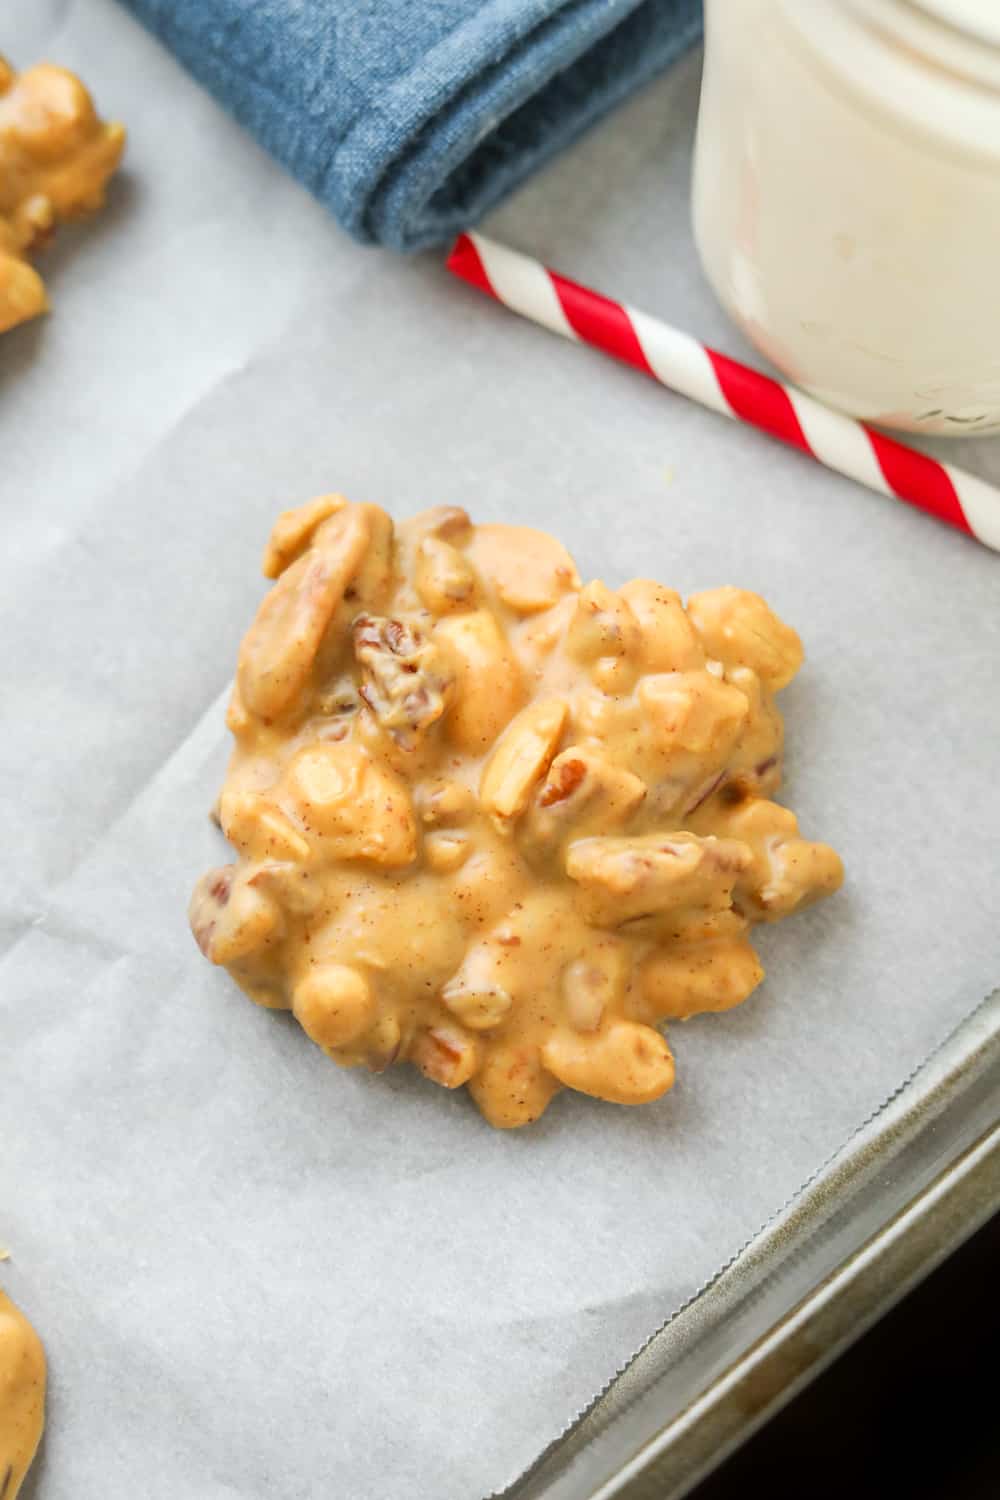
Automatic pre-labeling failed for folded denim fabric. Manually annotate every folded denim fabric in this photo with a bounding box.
[118,0,702,250]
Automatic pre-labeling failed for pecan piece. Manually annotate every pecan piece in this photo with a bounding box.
[353,613,454,748]
[565,832,751,928]
[538,756,587,808]
[411,1026,481,1089]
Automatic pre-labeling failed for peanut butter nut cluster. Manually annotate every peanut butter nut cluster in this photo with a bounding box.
[191,498,843,1127]
[0,55,124,334]
[0,1290,46,1500]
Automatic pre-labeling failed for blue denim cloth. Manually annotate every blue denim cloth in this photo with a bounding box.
[119,0,702,250]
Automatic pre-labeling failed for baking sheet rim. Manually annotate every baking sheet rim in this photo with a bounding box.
[496,986,1000,1500]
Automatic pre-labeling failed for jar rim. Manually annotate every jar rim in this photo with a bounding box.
[845,0,1000,80]
[906,0,1000,49]
[781,0,1000,103]
[776,0,1000,158]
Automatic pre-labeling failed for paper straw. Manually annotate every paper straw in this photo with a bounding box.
[447,232,1000,555]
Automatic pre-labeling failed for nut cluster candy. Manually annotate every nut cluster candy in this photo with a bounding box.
[0,1290,46,1500]
[0,56,125,334]
[191,498,843,1127]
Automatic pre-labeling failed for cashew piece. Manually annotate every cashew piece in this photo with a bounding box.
[619,580,704,673]
[189,868,284,966]
[479,698,567,825]
[293,965,376,1050]
[280,742,416,867]
[639,670,749,760]
[435,610,524,751]
[220,791,312,863]
[468,1045,560,1128]
[639,940,764,1020]
[262,494,346,579]
[237,504,372,721]
[687,587,804,691]
[542,1022,675,1105]
[0,1289,46,1500]
[566,581,642,665]
[561,943,629,1032]
[416,536,478,614]
[466,523,580,614]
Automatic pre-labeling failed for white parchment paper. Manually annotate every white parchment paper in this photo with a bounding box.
[2,4,999,1497]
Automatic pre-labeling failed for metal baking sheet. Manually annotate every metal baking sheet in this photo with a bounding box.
[502,990,1000,1499]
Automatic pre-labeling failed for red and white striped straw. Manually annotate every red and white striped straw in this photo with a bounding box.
[447,232,1000,554]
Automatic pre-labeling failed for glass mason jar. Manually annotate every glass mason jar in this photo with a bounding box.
[693,0,1000,435]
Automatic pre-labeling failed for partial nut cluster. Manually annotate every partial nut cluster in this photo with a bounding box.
[191,498,843,1127]
[0,1289,46,1500]
[0,56,124,334]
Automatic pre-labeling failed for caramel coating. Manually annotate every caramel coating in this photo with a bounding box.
[0,56,124,334]
[191,498,843,1127]
[0,1290,46,1499]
